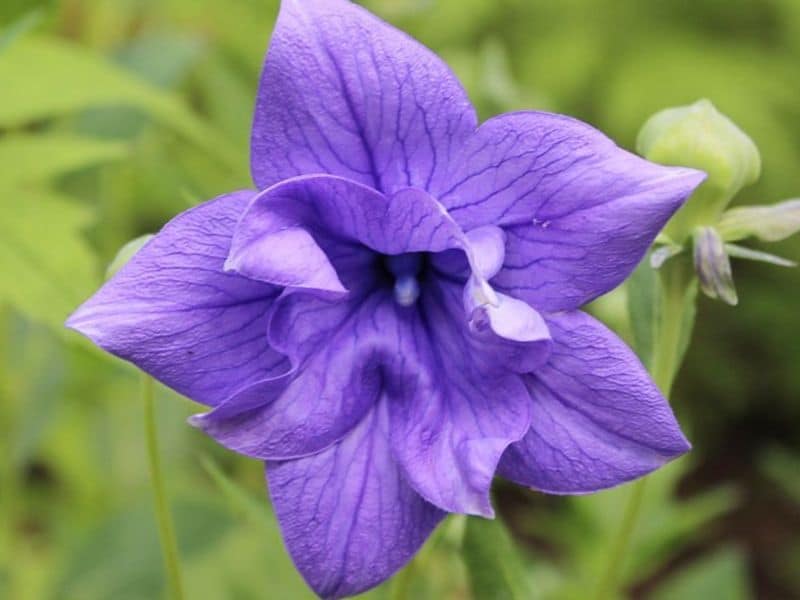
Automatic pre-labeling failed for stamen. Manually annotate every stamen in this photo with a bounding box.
[393,275,420,306]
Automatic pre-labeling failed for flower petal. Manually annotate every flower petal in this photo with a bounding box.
[465,225,506,279]
[498,310,690,493]
[225,222,348,295]
[191,293,397,460]
[388,283,532,516]
[251,0,477,194]
[267,401,444,599]
[462,279,552,373]
[66,191,287,406]
[437,112,705,311]
[226,175,468,291]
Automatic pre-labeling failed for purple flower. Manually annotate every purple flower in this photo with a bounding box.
[67,1,705,597]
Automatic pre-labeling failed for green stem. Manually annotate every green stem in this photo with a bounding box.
[650,258,694,397]
[0,308,17,595]
[593,258,695,600]
[142,375,185,600]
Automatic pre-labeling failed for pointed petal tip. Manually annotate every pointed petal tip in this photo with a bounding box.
[661,164,708,195]
[63,305,101,342]
[669,432,693,458]
[225,245,348,296]
[63,310,81,332]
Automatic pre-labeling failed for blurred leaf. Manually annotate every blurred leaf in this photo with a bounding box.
[627,257,661,368]
[524,459,739,596]
[76,32,208,140]
[199,457,315,598]
[462,516,535,600]
[5,321,65,467]
[0,190,98,331]
[652,546,750,600]
[0,134,126,332]
[116,31,206,89]
[0,134,125,188]
[0,7,43,53]
[54,497,233,600]
[759,446,800,503]
[0,36,238,167]
[598,33,800,207]
[200,457,274,529]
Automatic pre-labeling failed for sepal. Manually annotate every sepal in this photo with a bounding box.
[725,243,796,268]
[718,199,800,243]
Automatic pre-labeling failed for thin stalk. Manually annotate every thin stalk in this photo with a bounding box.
[650,258,694,397]
[593,258,694,600]
[0,307,18,595]
[142,375,185,600]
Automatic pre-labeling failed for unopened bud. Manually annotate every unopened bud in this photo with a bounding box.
[638,100,760,242]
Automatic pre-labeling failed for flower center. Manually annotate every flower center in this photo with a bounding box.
[384,253,424,307]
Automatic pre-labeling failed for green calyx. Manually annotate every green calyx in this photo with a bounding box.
[637,99,761,243]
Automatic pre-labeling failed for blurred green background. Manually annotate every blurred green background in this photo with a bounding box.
[1,0,799,598]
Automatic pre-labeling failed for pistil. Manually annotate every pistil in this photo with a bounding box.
[394,275,421,306]
[385,253,424,306]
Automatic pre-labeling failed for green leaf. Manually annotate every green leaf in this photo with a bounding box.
[462,516,534,600]
[53,498,234,600]
[0,7,43,53]
[0,191,98,331]
[200,457,274,530]
[0,134,129,332]
[652,546,750,600]
[675,279,698,368]
[0,134,126,189]
[626,257,661,368]
[198,457,315,599]
[0,36,238,167]
[759,447,800,504]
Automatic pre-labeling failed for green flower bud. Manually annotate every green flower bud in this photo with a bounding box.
[637,99,761,243]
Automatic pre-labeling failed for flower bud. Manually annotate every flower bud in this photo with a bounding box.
[637,99,761,242]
